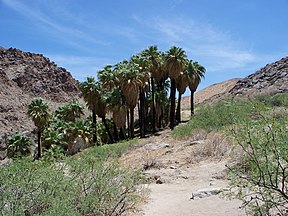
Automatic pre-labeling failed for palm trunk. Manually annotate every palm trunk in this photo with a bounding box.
[176,91,182,124]
[169,78,176,130]
[139,89,145,138]
[130,107,135,138]
[159,107,164,128]
[127,110,130,138]
[157,79,163,129]
[37,130,42,159]
[190,91,195,115]
[144,93,148,134]
[102,117,114,143]
[92,109,97,145]
[113,122,119,142]
[120,128,126,140]
[151,77,156,133]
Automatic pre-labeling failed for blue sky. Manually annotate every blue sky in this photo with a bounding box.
[1,0,288,93]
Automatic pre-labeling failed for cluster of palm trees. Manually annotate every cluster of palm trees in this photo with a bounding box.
[26,45,205,158]
[27,98,90,158]
[81,45,205,143]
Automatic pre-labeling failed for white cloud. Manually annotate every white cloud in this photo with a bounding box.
[156,17,256,69]
[133,15,257,73]
[1,0,108,50]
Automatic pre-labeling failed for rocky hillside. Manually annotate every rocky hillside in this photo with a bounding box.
[183,57,288,106]
[229,57,288,96]
[181,78,240,108]
[0,48,81,158]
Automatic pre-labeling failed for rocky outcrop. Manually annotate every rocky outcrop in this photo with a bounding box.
[0,48,80,101]
[230,57,288,96]
[0,47,82,159]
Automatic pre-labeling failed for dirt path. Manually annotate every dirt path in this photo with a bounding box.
[121,128,246,216]
[141,161,245,216]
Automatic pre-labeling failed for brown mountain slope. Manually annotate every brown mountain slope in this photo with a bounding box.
[181,78,240,109]
[230,57,288,96]
[182,56,288,108]
[0,48,81,136]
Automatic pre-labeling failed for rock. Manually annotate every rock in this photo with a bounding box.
[229,56,288,97]
[170,165,177,169]
[156,178,164,184]
[165,149,173,154]
[0,158,12,166]
[187,140,205,146]
[144,143,170,150]
[190,188,223,200]
[154,175,164,184]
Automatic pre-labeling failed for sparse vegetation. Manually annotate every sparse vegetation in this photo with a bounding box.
[0,140,143,215]
[173,93,288,215]
[227,114,288,215]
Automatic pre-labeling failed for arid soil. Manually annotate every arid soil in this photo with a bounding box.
[120,129,245,216]
[181,78,240,109]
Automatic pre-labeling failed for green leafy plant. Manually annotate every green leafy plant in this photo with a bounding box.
[0,139,143,215]
[6,132,32,158]
[227,115,288,215]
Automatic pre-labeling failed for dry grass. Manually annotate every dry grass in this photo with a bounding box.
[185,132,232,164]
[142,149,162,170]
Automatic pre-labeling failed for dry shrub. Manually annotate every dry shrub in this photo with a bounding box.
[190,129,208,141]
[141,150,161,170]
[185,132,232,164]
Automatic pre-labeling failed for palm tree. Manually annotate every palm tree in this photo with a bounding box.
[80,77,99,144]
[186,60,206,115]
[106,87,127,139]
[118,61,143,138]
[7,132,32,158]
[175,72,188,123]
[27,98,50,158]
[98,65,119,91]
[165,46,188,130]
[55,99,84,122]
[94,83,114,143]
[142,46,163,133]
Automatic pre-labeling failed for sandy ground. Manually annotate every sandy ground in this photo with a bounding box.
[121,126,246,216]
[141,161,245,216]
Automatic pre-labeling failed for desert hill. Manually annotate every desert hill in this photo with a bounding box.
[230,57,288,96]
[0,47,81,141]
[181,78,240,109]
[182,57,288,107]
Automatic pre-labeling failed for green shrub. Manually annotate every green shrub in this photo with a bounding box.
[257,92,288,107]
[227,116,288,215]
[6,132,32,158]
[173,98,268,139]
[0,139,142,215]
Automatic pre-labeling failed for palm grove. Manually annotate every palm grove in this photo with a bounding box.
[15,46,205,158]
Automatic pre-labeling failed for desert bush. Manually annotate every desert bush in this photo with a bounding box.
[185,132,230,163]
[257,92,288,107]
[142,150,161,170]
[172,98,267,139]
[0,140,143,215]
[6,132,32,158]
[227,115,288,215]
